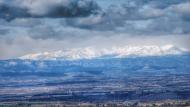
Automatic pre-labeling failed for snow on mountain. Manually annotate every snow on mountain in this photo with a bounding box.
[19,45,189,60]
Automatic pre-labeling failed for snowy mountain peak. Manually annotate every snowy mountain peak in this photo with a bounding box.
[19,45,189,60]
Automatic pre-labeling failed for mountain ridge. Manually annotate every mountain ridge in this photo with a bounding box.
[19,45,189,60]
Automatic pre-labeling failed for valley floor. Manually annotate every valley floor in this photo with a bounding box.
[0,100,190,107]
[0,55,190,106]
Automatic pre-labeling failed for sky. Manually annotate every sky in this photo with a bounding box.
[0,0,190,59]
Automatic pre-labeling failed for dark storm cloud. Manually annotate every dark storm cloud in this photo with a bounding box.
[0,0,189,35]
[0,0,190,37]
[64,0,190,35]
[0,0,100,21]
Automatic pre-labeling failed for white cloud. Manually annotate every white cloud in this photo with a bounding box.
[169,2,190,14]
[139,5,165,18]
[0,28,190,59]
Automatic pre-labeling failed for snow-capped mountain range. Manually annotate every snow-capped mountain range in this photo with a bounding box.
[19,45,189,60]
